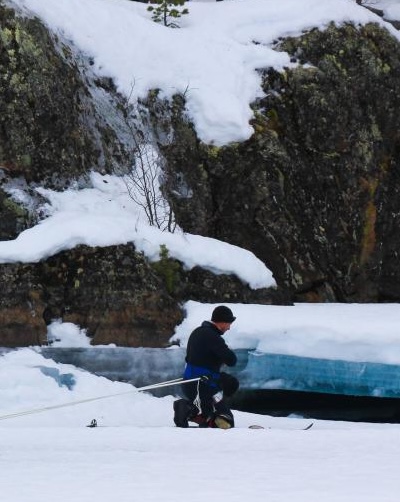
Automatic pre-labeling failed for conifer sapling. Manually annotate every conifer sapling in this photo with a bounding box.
[147,0,189,28]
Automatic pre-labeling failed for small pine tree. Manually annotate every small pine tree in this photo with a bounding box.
[151,244,181,294]
[147,0,189,28]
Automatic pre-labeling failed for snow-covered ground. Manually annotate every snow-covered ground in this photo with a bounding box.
[380,0,400,20]
[2,422,400,502]
[1,348,400,502]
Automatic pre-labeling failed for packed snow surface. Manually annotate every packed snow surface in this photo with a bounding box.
[1,348,400,502]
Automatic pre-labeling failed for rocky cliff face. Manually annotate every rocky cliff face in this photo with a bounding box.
[160,22,400,303]
[0,4,399,347]
[0,244,184,347]
[0,2,130,239]
[0,3,128,187]
[0,3,185,346]
[40,244,183,347]
[0,2,274,347]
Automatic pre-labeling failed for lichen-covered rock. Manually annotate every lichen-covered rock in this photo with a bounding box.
[39,244,183,347]
[175,266,288,305]
[0,3,132,183]
[0,3,131,238]
[159,22,400,302]
[0,262,45,346]
[0,185,32,239]
[0,244,183,347]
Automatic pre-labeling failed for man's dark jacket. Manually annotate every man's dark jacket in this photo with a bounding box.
[185,321,237,373]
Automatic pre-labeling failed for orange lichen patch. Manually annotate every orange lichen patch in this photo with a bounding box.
[359,177,378,267]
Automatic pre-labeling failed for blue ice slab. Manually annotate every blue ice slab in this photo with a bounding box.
[38,347,400,399]
[40,347,185,389]
[236,351,400,398]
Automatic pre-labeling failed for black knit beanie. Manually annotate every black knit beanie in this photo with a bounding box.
[211,306,236,323]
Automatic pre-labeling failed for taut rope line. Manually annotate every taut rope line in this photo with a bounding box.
[0,376,201,422]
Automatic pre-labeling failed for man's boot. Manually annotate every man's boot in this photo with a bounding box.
[173,399,193,428]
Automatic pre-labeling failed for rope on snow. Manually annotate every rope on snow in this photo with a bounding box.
[0,376,202,422]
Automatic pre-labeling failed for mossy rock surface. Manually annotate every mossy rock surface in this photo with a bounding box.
[0,5,93,184]
[0,244,184,347]
[0,3,131,237]
[158,22,400,302]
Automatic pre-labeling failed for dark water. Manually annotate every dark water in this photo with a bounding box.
[231,389,400,423]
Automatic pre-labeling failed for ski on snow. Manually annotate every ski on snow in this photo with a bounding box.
[248,422,314,431]
[182,422,314,430]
